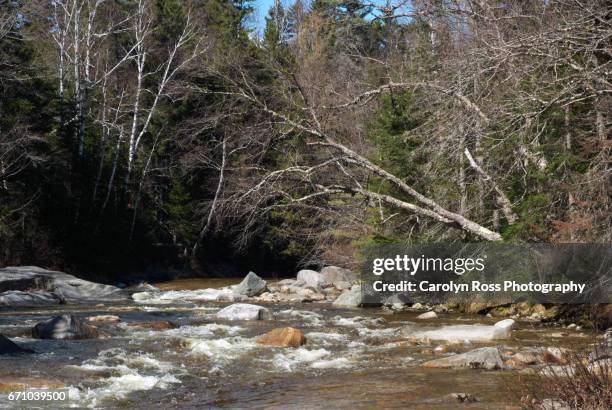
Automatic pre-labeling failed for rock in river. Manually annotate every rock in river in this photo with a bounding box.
[0,335,33,355]
[0,266,128,306]
[0,290,61,306]
[320,266,357,285]
[87,315,121,323]
[233,271,267,297]
[414,319,515,342]
[127,320,176,330]
[32,315,100,340]
[257,327,306,347]
[216,303,272,320]
[417,311,438,320]
[296,270,327,288]
[333,286,363,308]
[422,347,504,370]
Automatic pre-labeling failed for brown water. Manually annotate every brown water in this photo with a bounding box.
[0,278,597,409]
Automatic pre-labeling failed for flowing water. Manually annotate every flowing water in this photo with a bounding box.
[0,279,595,409]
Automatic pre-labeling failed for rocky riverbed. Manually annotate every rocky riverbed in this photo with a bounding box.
[0,267,610,409]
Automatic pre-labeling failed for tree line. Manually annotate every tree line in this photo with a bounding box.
[0,0,609,276]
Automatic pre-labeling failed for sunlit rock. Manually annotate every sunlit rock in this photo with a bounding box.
[257,327,306,348]
[333,286,362,308]
[413,319,515,342]
[417,311,438,320]
[320,266,357,285]
[87,315,121,323]
[296,270,327,288]
[215,303,272,320]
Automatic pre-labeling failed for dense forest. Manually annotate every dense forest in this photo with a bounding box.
[0,0,609,279]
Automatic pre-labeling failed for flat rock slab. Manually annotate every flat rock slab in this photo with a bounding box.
[0,290,61,306]
[414,319,514,342]
[215,303,272,320]
[422,347,504,370]
[0,266,128,306]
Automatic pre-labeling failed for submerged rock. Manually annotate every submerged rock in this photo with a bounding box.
[87,315,121,323]
[296,270,327,288]
[422,347,504,370]
[233,271,268,297]
[127,320,176,330]
[215,303,272,320]
[32,315,100,340]
[333,286,362,308]
[417,311,438,320]
[0,335,33,355]
[257,327,306,348]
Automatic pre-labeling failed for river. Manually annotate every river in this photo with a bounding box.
[0,278,594,409]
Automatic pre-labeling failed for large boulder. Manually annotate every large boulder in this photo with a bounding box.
[0,335,33,355]
[0,266,128,306]
[233,272,267,297]
[32,315,100,340]
[257,327,306,348]
[0,290,61,306]
[215,303,272,320]
[320,266,357,285]
[333,286,363,308]
[422,347,504,370]
[296,270,327,288]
